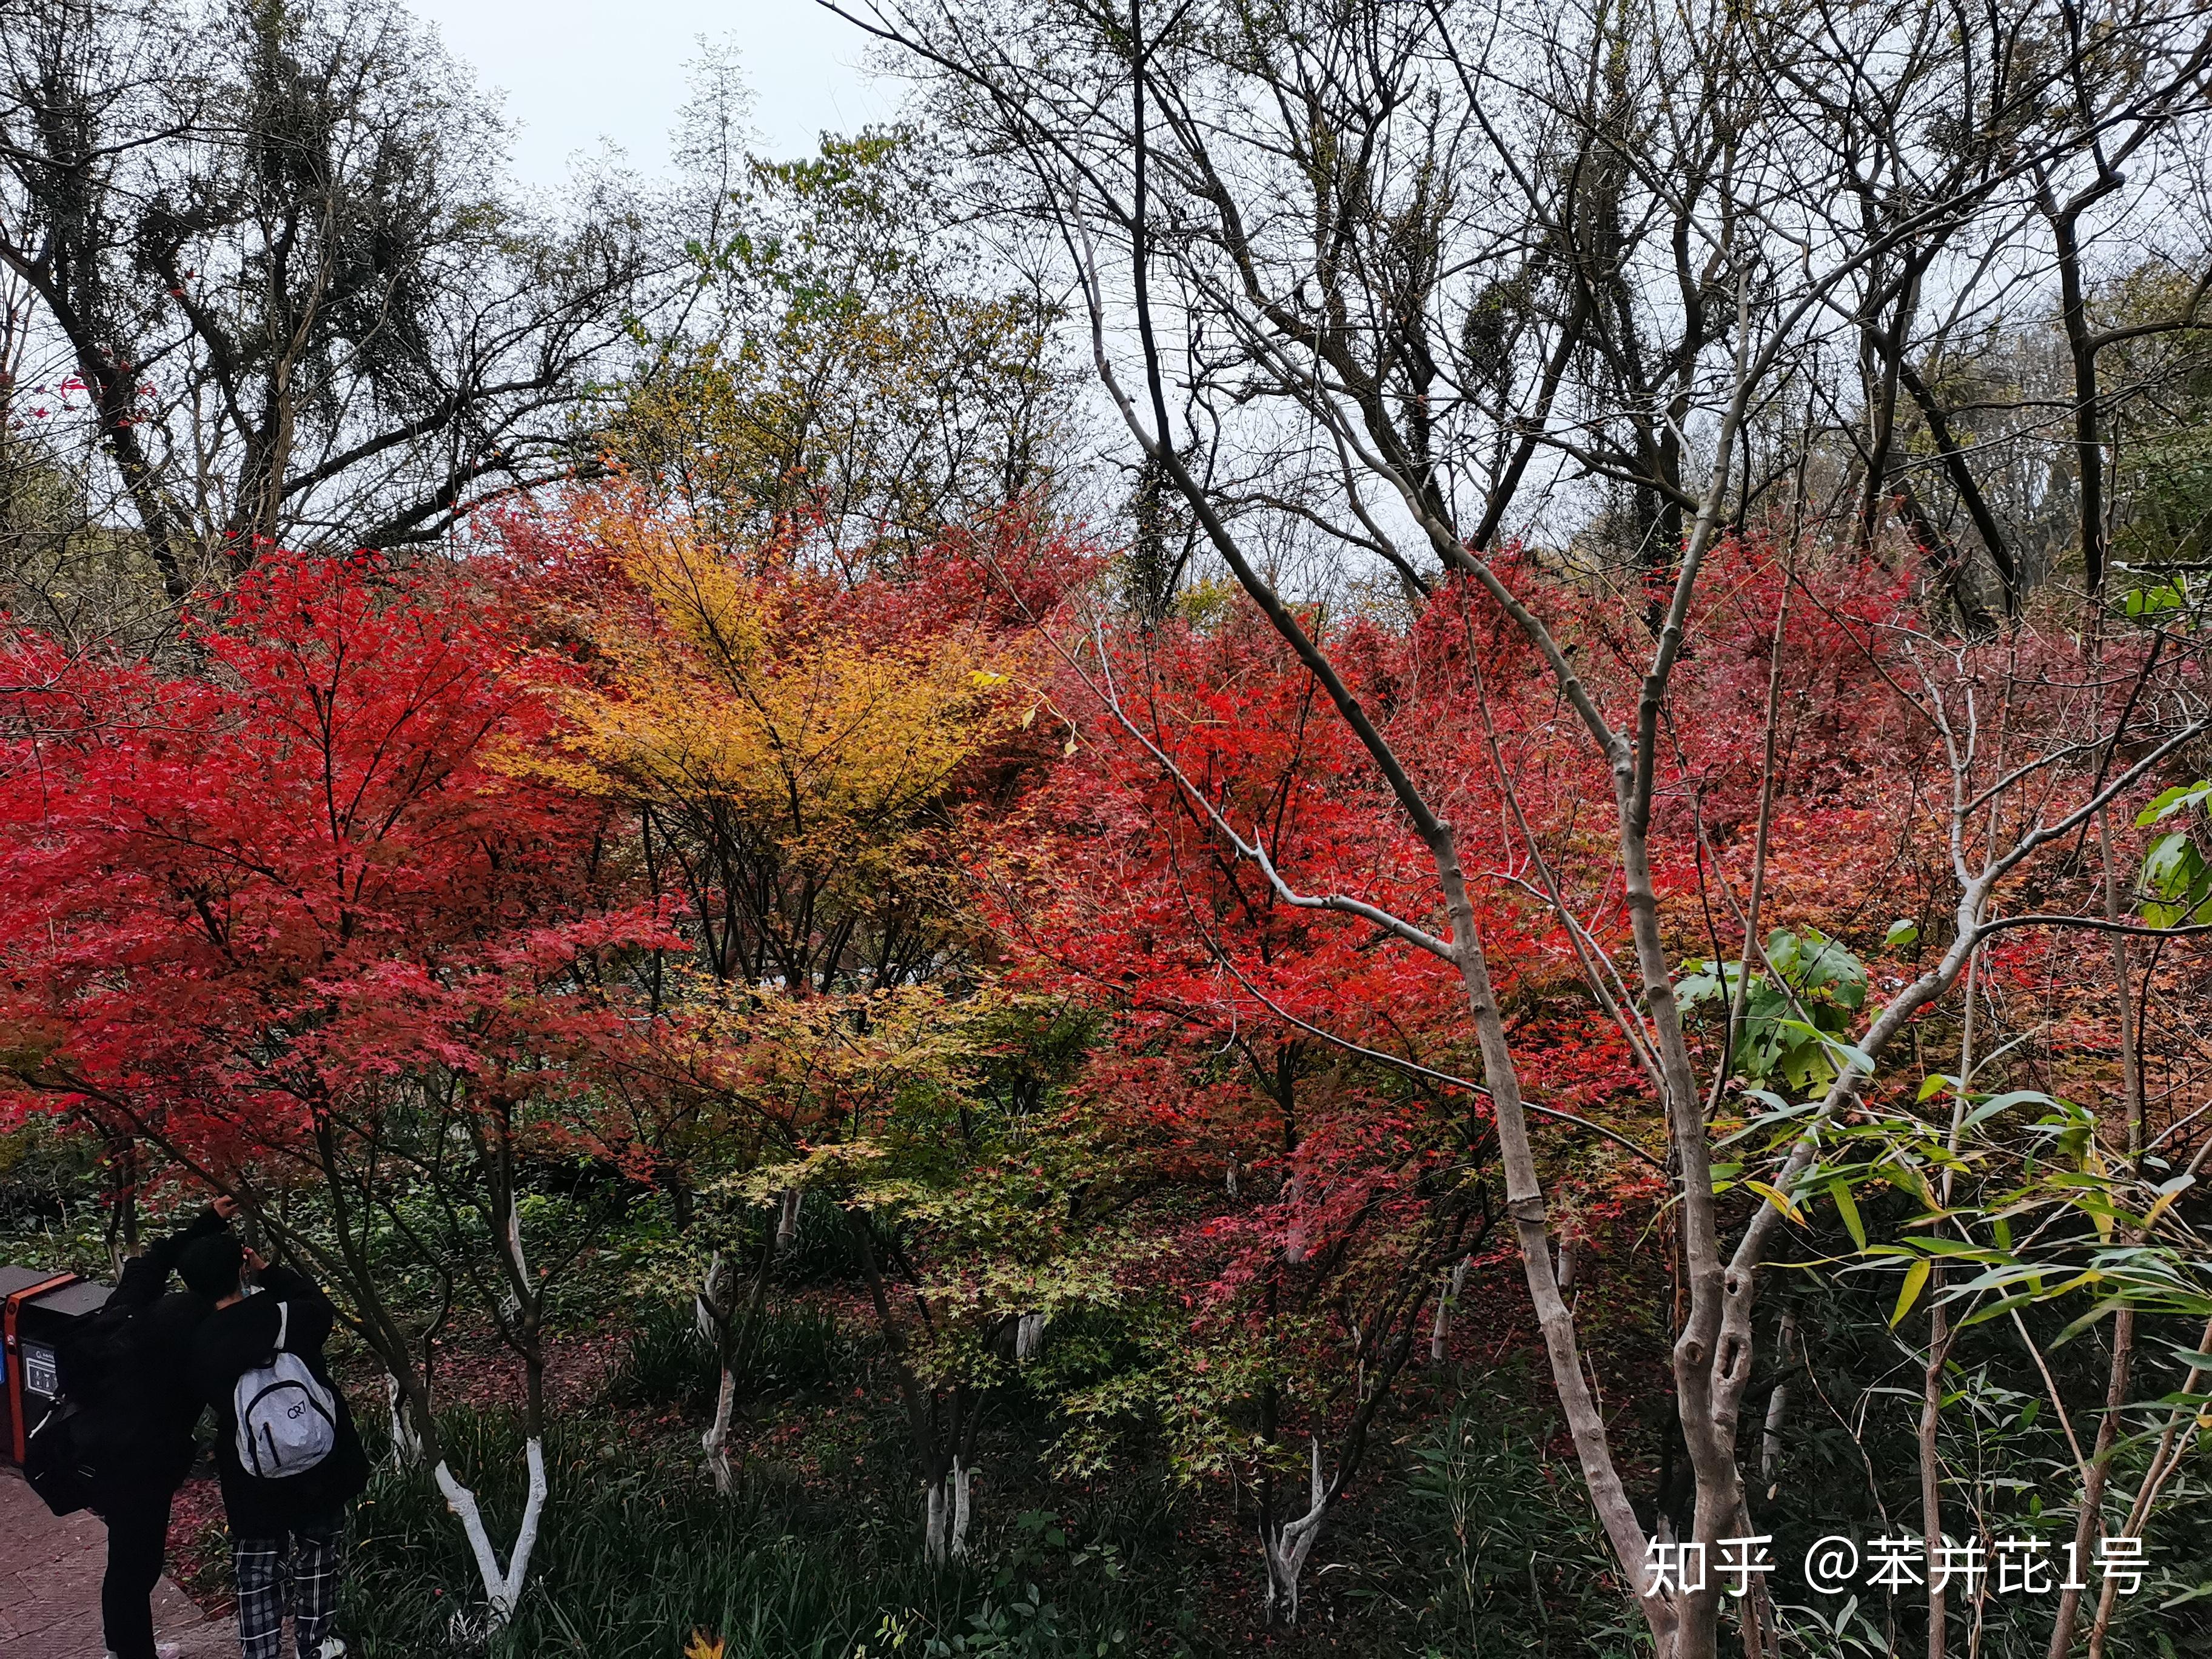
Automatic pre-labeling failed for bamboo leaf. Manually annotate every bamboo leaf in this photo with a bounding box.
[1830,1179,1867,1252]
[1748,1179,1808,1226]
[2138,1175,2197,1235]
[1891,1258,1932,1328]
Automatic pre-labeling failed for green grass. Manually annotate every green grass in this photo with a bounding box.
[1406,1404,1644,1658]
[608,1297,863,1413]
[340,1410,1172,1658]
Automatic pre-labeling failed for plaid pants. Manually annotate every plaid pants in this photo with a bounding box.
[233,1512,346,1659]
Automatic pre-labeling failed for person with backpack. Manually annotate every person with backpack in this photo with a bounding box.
[59,1195,240,1659]
[184,1235,369,1659]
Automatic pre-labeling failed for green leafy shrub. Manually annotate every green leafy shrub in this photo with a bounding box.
[607,1297,865,1413]
[1410,1403,1643,1658]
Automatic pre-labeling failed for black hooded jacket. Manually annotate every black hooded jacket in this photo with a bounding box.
[76,1207,227,1507]
[190,1263,369,1536]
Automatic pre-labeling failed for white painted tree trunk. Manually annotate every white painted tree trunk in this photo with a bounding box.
[1014,1310,1047,1362]
[923,1478,947,1566]
[695,1252,741,1494]
[501,1206,529,1325]
[922,1458,977,1565]
[434,1437,548,1627]
[952,1458,973,1558]
[384,1373,424,1467]
[776,1187,802,1253]
[1429,1256,1473,1364]
[1259,1437,1330,1625]
[702,1365,739,1495]
[695,1251,729,1342]
[1760,1310,1797,1497]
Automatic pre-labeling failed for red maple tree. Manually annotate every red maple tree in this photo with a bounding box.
[0,548,673,1621]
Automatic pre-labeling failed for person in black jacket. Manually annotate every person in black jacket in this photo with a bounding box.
[184,1237,369,1659]
[86,1196,237,1659]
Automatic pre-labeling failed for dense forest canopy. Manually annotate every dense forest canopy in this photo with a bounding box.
[3,2,2211,1657]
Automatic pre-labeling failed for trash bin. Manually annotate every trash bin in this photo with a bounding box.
[1,1265,112,1466]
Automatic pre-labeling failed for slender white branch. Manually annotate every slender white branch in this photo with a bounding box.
[433,1437,548,1627]
[1079,616,1456,960]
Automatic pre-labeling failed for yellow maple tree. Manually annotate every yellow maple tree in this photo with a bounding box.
[541,494,1017,991]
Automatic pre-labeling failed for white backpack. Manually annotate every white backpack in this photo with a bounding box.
[233,1302,338,1480]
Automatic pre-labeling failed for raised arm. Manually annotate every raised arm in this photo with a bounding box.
[110,1204,232,1313]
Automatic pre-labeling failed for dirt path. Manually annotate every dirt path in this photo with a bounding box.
[0,1472,230,1658]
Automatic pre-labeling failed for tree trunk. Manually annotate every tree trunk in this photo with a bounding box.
[1921,1283,1952,1659]
[776,1187,802,1253]
[697,1235,776,1495]
[697,1251,738,1493]
[2046,1307,2136,1658]
[2043,189,2110,596]
[1014,1311,1047,1362]
[922,1456,977,1566]
[1758,1311,1795,1498]
[2086,1313,2212,1658]
[1281,1168,1308,1265]
[953,1457,973,1558]
[1430,1255,1472,1365]
[2097,810,2144,1168]
[434,1438,548,1631]
[103,1131,141,1275]
[702,1365,740,1496]
[385,1372,426,1469]
[1895,356,2019,613]
[1259,1437,1329,1626]
[441,1135,555,1631]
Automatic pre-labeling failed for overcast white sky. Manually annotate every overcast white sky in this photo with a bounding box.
[401,1,897,187]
